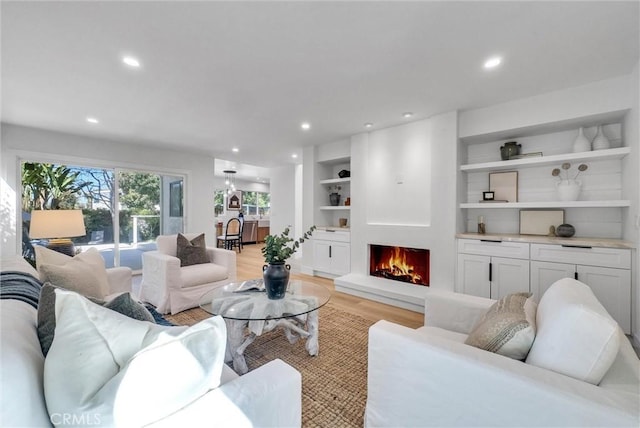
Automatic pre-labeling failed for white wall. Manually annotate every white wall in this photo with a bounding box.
[459,74,632,139]
[350,112,458,290]
[624,62,640,343]
[269,164,296,238]
[1,123,217,253]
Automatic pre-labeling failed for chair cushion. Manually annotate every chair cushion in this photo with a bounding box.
[44,289,226,427]
[464,292,537,360]
[177,233,209,267]
[180,263,229,288]
[36,246,110,299]
[525,278,620,385]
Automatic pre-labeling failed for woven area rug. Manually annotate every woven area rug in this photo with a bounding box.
[166,302,375,427]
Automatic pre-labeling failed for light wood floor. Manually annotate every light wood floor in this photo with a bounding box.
[236,243,424,328]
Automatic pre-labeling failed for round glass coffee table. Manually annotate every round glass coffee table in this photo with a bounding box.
[200,279,331,374]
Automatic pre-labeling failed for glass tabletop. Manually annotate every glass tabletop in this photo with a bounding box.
[199,279,331,321]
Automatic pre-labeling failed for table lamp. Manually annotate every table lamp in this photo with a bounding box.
[29,209,86,256]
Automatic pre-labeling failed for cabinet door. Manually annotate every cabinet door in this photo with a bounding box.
[329,242,350,275]
[313,240,332,273]
[530,261,575,302]
[257,227,269,243]
[491,257,530,299]
[457,254,491,298]
[577,265,631,333]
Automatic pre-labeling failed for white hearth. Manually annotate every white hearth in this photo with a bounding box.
[334,273,428,313]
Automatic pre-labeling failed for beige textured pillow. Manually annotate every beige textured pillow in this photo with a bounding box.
[465,292,537,360]
[38,248,110,299]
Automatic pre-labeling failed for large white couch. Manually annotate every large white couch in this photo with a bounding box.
[1,256,301,427]
[366,279,640,427]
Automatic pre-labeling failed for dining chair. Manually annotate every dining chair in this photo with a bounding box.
[217,218,242,252]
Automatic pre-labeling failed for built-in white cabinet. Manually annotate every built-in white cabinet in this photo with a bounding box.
[312,230,350,276]
[457,239,530,299]
[530,243,631,333]
[457,237,633,334]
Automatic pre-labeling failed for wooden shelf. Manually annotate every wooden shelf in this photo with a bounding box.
[319,206,351,211]
[460,200,631,209]
[460,147,630,173]
[319,177,351,185]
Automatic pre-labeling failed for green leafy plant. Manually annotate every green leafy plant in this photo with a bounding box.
[262,226,317,264]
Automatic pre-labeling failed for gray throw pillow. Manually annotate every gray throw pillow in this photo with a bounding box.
[37,283,155,356]
[176,233,209,267]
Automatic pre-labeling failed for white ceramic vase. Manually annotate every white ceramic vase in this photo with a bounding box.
[571,127,591,153]
[556,179,581,201]
[592,125,611,150]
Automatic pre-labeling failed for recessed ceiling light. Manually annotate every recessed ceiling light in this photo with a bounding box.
[86,117,99,124]
[122,56,141,68]
[484,56,502,69]
[291,154,298,159]
[364,122,373,128]
[301,122,311,131]
[232,147,239,153]
[403,112,413,119]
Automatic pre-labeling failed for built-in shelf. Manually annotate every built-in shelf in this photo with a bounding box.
[460,200,631,209]
[460,147,630,172]
[319,177,351,185]
[319,206,351,211]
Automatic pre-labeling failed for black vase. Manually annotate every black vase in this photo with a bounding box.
[556,224,576,238]
[329,193,341,206]
[500,141,521,160]
[262,262,291,299]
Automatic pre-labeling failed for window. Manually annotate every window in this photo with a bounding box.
[214,190,224,216]
[241,191,270,216]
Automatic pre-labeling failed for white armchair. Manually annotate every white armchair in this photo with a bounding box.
[366,280,640,427]
[140,233,237,314]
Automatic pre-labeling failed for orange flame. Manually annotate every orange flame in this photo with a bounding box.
[377,247,423,284]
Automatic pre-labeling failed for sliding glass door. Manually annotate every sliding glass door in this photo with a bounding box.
[21,161,184,273]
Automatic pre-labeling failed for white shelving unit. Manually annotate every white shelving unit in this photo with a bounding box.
[460,147,630,173]
[458,112,631,238]
[319,177,351,185]
[319,206,351,211]
[461,200,631,209]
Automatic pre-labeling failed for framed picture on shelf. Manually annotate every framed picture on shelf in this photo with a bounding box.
[482,191,495,201]
[169,181,183,217]
[489,171,518,202]
[519,209,564,236]
[227,190,242,211]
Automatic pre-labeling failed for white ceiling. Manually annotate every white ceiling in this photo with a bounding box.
[2,1,638,173]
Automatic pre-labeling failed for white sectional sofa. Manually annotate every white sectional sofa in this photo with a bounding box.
[366,279,640,427]
[1,256,301,427]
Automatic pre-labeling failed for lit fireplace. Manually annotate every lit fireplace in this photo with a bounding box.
[369,245,430,286]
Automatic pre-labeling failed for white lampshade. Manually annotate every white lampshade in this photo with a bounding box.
[29,210,86,239]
